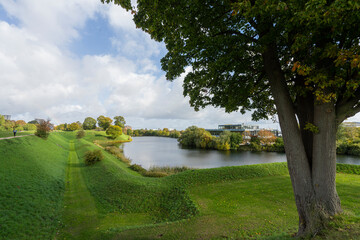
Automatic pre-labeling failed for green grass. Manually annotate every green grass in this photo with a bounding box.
[105,173,360,240]
[60,141,100,239]
[0,130,34,138]
[1,131,360,239]
[0,134,68,239]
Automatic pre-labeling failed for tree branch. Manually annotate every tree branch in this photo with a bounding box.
[211,30,258,43]
[336,88,360,124]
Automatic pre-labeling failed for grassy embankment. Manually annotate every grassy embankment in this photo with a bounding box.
[1,130,360,239]
[71,132,360,239]
[0,133,69,239]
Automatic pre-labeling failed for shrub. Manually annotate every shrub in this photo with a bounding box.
[35,120,52,139]
[143,171,169,178]
[129,164,146,173]
[106,125,122,139]
[84,150,104,165]
[76,129,86,139]
[148,166,191,175]
[104,146,131,165]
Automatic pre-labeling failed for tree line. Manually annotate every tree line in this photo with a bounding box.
[54,116,128,139]
[132,128,181,138]
[0,115,37,131]
[178,126,283,151]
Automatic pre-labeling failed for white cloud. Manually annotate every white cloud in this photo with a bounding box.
[0,0,101,45]
[0,1,281,130]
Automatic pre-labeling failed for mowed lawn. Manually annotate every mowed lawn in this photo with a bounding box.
[0,131,360,239]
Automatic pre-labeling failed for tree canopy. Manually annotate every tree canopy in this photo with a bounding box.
[83,117,97,130]
[97,116,113,130]
[114,116,126,128]
[106,125,122,139]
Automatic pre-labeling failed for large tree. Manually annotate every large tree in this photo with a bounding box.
[104,0,360,237]
[83,117,97,130]
[114,116,126,128]
[97,115,113,130]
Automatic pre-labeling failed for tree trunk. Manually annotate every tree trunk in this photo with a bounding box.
[312,101,342,215]
[262,47,341,237]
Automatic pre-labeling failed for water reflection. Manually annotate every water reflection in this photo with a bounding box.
[123,136,360,169]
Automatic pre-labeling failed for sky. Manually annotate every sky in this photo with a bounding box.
[0,1,358,130]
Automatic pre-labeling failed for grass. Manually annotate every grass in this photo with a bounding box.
[60,141,100,239]
[0,130,34,138]
[1,130,360,239]
[0,134,68,239]
[106,173,360,240]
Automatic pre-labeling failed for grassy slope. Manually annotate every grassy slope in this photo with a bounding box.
[74,133,360,239]
[1,131,359,240]
[107,173,360,240]
[0,133,68,239]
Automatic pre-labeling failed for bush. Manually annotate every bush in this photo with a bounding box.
[143,171,169,178]
[84,150,104,165]
[35,120,52,139]
[104,146,131,165]
[76,129,86,139]
[129,164,146,173]
[106,125,122,139]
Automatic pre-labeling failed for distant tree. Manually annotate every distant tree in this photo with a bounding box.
[15,125,24,131]
[126,128,133,136]
[214,131,231,151]
[230,132,243,149]
[257,130,277,145]
[106,125,122,139]
[114,116,126,128]
[97,116,113,130]
[28,120,38,124]
[169,130,181,138]
[35,119,52,139]
[55,124,64,131]
[83,117,97,130]
[76,121,83,129]
[69,122,80,131]
[178,126,213,149]
[0,115,5,126]
[162,128,170,136]
[15,120,26,126]
[23,123,37,131]
[4,120,15,130]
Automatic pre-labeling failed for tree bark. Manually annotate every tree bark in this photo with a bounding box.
[312,101,342,216]
[262,47,341,237]
[296,93,314,166]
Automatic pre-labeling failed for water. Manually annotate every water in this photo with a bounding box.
[123,136,360,169]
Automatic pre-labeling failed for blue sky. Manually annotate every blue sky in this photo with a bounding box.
[1,0,352,130]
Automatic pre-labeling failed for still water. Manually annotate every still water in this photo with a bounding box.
[123,136,360,169]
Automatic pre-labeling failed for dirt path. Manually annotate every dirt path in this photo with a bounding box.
[0,134,34,140]
[60,141,100,239]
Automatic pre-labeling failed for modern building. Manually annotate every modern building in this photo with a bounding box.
[206,124,258,136]
[2,115,11,120]
[206,124,281,138]
[342,122,360,128]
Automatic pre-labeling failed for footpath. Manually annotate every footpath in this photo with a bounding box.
[0,134,34,140]
[60,141,100,239]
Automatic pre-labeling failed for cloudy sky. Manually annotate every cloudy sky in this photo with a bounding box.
[0,1,357,130]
